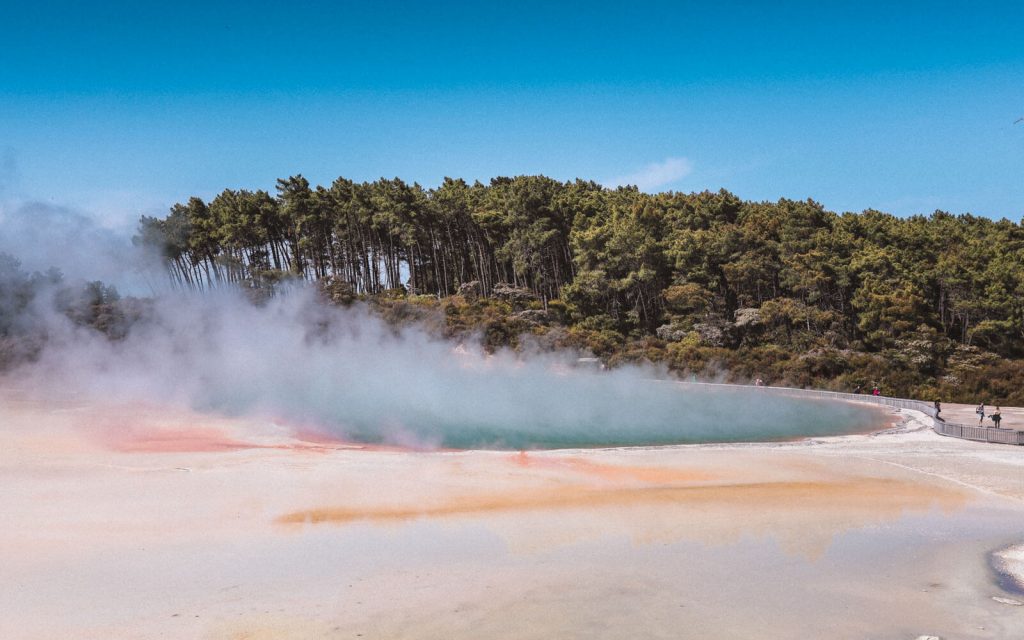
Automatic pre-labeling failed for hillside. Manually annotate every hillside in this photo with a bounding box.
[5,175,1023,404]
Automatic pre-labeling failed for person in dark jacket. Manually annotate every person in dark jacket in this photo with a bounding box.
[992,406,1002,429]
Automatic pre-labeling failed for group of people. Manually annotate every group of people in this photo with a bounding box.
[746,379,1008,429]
[976,403,1004,428]
[852,384,882,396]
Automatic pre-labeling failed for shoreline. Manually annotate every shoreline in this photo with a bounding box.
[3,390,1024,639]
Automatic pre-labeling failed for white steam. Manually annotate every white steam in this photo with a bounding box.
[0,200,879,449]
[12,286,880,449]
[0,201,158,293]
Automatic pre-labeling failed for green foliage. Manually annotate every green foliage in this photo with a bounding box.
[119,176,1024,403]
[663,283,713,315]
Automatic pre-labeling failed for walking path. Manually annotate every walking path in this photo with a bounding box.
[681,382,1024,444]
[940,402,1023,431]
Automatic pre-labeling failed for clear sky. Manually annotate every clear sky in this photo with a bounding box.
[2,0,1023,229]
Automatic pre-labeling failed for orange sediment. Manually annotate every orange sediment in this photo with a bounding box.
[511,450,716,483]
[276,475,966,527]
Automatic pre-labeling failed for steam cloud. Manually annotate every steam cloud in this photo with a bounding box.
[0,201,880,449]
[7,285,879,450]
[0,201,157,292]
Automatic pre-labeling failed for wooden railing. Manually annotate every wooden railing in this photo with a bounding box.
[673,381,1024,446]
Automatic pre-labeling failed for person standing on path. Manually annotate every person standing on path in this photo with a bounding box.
[992,406,1002,429]
[977,402,986,425]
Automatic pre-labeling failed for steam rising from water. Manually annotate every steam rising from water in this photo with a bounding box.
[0,201,153,291]
[0,202,880,448]
[14,287,880,449]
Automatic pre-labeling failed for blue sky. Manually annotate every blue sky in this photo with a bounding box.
[2,0,1023,228]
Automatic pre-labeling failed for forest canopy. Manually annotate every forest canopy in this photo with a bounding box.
[6,174,1024,404]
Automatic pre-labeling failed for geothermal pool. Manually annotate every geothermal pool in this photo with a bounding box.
[13,291,886,450]
[199,380,888,450]
[348,385,887,449]
[2,388,1024,639]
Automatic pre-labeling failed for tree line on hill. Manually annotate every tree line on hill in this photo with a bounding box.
[2,174,1022,404]
[137,175,1022,351]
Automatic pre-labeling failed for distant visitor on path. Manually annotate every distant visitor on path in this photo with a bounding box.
[992,407,1002,429]
[871,385,880,396]
[854,384,862,394]
[754,377,764,387]
[977,403,986,425]
[934,400,941,418]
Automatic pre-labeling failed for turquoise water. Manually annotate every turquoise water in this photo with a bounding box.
[199,372,884,450]
[342,386,882,450]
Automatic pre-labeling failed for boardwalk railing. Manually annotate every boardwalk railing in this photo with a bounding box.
[930,422,1024,445]
[673,381,1024,446]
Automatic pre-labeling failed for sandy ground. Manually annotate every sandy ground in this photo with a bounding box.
[2,388,1024,639]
